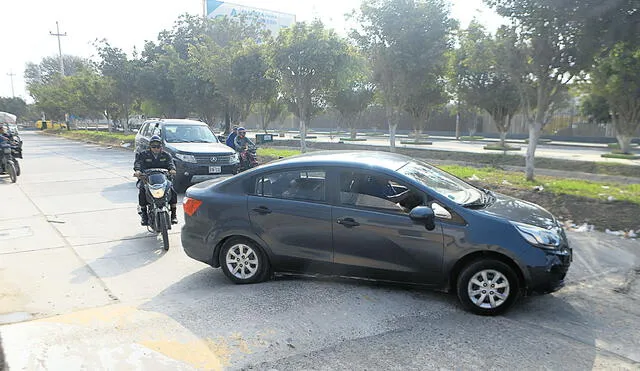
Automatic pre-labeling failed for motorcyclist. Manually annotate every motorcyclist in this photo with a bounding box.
[234,127,255,152]
[225,125,238,149]
[133,135,178,225]
[0,125,12,143]
[234,127,257,169]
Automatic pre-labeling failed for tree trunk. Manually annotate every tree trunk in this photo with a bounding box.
[525,121,542,181]
[350,126,357,140]
[299,104,307,153]
[386,105,396,152]
[616,133,632,154]
[499,131,507,148]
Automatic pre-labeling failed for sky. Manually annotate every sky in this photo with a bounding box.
[0,0,505,102]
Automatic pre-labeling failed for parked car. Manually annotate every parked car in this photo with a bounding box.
[135,119,239,190]
[181,151,572,315]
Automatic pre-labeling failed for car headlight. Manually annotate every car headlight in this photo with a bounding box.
[175,153,197,163]
[150,187,166,199]
[511,222,561,249]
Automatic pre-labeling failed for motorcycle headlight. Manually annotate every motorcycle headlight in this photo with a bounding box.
[231,152,239,163]
[175,153,197,163]
[511,222,561,249]
[150,187,166,199]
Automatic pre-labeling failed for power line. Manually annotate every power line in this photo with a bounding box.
[49,21,67,76]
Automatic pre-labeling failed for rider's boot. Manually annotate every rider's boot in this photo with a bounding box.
[170,205,178,224]
[140,208,149,226]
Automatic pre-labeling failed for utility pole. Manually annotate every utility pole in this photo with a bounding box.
[49,21,67,76]
[6,70,15,97]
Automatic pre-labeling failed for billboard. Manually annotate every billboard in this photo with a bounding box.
[205,1,296,36]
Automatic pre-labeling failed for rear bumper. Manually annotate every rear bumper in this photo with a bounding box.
[181,222,216,266]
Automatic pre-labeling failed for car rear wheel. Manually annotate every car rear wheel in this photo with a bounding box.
[220,238,270,284]
[456,259,520,316]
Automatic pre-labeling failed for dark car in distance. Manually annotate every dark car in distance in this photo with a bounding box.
[181,151,572,315]
[135,119,239,189]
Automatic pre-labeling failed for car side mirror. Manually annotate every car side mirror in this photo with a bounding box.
[409,206,436,231]
[218,135,226,142]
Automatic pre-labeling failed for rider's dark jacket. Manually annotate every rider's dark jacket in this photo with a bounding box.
[234,135,255,152]
[134,150,176,172]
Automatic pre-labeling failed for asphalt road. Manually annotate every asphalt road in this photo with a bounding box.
[1,132,639,370]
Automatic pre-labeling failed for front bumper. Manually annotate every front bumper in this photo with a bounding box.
[175,159,239,178]
[526,245,572,295]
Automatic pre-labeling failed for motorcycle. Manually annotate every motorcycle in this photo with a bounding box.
[9,138,21,176]
[238,145,258,173]
[138,168,173,251]
[0,142,17,183]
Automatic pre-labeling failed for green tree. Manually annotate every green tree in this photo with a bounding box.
[332,84,375,139]
[24,55,91,85]
[590,42,640,154]
[0,97,28,121]
[485,0,601,180]
[352,0,457,151]
[95,40,141,132]
[272,20,350,152]
[452,21,520,147]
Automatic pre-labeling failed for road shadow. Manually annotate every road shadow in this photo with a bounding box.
[70,233,166,284]
[140,269,599,369]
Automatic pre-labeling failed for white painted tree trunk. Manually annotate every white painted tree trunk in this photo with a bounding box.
[525,121,542,181]
[499,131,507,148]
[386,106,397,152]
[616,134,632,154]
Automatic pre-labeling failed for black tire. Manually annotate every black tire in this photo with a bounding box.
[456,259,520,316]
[13,159,20,176]
[219,237,270,284]
[7,162,16,183]
[159,212,170,251]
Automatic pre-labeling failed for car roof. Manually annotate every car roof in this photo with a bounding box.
[259,150,413,172]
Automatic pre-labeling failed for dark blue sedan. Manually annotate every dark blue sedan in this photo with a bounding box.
[181,151,572,315]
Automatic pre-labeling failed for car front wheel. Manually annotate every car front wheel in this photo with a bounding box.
[220,238,270,284]
[456,259,520,316]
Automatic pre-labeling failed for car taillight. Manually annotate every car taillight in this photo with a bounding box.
[183,197,202,216]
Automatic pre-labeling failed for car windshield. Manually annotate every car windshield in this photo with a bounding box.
[163,125,218,143]
[398,161,483,205]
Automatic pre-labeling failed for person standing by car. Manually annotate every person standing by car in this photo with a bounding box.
[225,126,238,149]
[134,135,178,225]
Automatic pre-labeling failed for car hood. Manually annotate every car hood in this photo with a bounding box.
[167,142,234,154]
[475,193,557,229]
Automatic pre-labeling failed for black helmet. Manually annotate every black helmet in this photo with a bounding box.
[149,135,162,146]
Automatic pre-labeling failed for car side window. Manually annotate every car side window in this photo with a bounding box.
[254,169,326,202]
[139,123,149,137]
[339,171,425,214]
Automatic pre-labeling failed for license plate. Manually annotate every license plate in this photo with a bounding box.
[209,166,222,174]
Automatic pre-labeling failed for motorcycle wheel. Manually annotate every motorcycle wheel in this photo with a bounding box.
[13,159,20,176]
[159,211,170,251]
[7,162,16,183]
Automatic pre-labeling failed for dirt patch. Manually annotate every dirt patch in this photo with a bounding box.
[471,182,640,233]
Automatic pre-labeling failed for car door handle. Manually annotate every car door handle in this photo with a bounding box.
[252,206,272,214]
[337,217,360,227]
